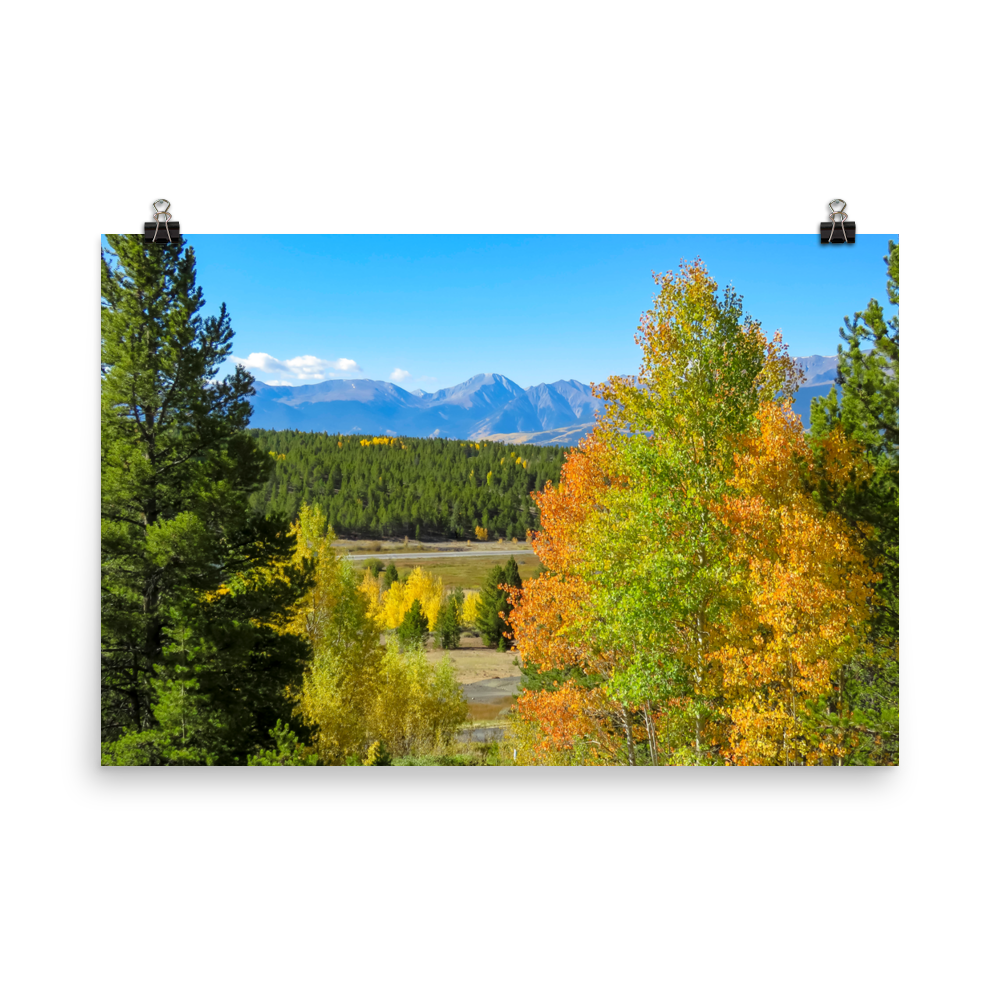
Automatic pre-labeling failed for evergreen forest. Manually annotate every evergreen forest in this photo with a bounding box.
[247,430,564,540]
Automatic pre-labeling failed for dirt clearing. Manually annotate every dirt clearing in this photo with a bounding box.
[424,634,524,685]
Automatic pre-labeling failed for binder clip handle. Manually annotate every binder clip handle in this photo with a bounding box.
[827,198,847,243]
[152,200,172,242]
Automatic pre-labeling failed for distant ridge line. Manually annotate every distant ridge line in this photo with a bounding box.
[248,356,842,443]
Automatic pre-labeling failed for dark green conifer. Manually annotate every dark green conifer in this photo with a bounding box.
[476,564,506,646]
[503,554,523,590]
[476,557,523,648]
[397,599,429,648]
[807,240,899,763]
[101,234,311,765]
[435,596,462,650]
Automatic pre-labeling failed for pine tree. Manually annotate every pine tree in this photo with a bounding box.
[246,721,320,765]
[397,599,429,648]
[496,556,523,651]
[476,564,507,646]
[502,554,523,591]
[383,562,399,587]
[435,596,462,650]
[809,241,898,625]
[807,241,900,763]
[101,234,311,764]
[476,558,524,648]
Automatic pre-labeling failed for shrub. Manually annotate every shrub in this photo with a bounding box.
[393,753,478,766]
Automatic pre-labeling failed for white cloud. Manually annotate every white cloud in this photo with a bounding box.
[233,352,362,381]
[264,380,294,386]
[233,352,289,373]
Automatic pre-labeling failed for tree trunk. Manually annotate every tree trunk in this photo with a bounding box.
[643,700,659,766]
[838,664,844,766]
[789,653,796,766]
[695,602,707,762]
[621,706,636,766]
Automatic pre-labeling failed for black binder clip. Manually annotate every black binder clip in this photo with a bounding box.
[144,199,180,243]
[820,199,855,243]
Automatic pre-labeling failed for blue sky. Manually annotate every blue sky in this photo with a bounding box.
[177,234,899,390]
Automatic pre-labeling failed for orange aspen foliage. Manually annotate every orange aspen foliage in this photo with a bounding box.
[715,401,879,765]
[528,436,622,575]
[514,685,598,755]
[504,571,592,673]
[504,438,642,763]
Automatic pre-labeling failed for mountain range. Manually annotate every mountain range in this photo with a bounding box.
[248,356,843,444]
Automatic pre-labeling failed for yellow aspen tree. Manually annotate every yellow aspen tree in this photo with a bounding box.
[358,568,381,614]
[461,590,481,627]
[375,567,445,630]
[716,402,879,765]
[581,261,800,763]
[403,567,444,630]
[369,639,466,757]
[296,567,385,763]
